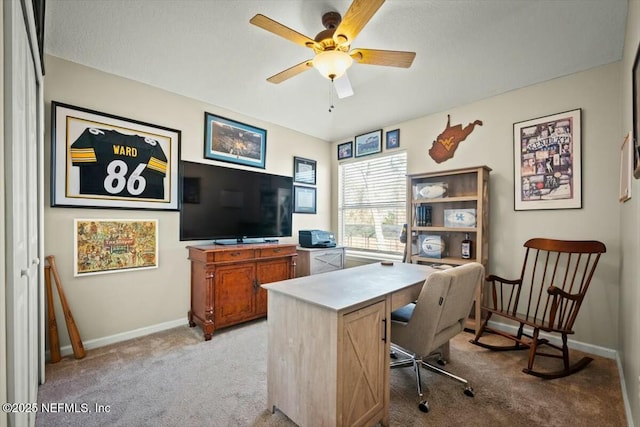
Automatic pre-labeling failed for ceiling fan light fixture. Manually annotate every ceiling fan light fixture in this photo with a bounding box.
[313,50,353,81]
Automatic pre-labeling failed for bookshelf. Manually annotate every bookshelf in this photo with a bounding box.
[406,165,491,332]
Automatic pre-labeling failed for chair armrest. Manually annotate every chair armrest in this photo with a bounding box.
[547,285,581,302]
[547,285,582,329]
[486,274,522,286]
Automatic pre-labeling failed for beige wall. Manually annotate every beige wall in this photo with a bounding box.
[333,62,622,350]
[621,0,640,424]
[43,56,331,348]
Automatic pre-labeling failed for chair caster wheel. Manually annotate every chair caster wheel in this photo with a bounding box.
[390,351,398,359]
[464,386,475,397]
[437,358,447,366]
[418,401,430,413]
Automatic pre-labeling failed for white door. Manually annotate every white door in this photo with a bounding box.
[5,1,44,426]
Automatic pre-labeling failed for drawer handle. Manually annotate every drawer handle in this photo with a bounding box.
[231,252,240,257]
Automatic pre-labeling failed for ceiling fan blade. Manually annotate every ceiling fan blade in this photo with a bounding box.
[266,60,314,84]
[334,73,354,99]
[333,0,385,47]
[350,48,416,68]
[250,14,322,50]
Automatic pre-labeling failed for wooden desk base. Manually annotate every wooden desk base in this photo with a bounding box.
[264,262,432,426]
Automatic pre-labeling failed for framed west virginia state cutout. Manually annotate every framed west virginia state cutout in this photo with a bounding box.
[51,102,181,210]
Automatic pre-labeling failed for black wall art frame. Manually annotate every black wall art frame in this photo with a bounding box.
[51,101,181,210]
[337,141,353,160]
[293,185,317,214]
[354,129,382,158]
[293,156,316,185]
[632,40,640,179]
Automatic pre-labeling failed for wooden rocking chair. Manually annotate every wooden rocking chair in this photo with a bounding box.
[470,238,606,379]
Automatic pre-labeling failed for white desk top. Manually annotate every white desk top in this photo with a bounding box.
[262,262,435,311]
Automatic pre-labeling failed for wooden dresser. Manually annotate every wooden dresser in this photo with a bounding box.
[187,243,297,340]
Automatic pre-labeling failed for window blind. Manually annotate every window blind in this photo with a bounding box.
[338,152,407,255]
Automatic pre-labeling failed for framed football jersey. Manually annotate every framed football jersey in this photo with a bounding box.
[51,102,181,210]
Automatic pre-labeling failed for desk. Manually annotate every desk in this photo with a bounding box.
[262,262,435,427]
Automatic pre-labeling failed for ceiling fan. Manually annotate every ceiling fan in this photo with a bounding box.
[249,0,416,99]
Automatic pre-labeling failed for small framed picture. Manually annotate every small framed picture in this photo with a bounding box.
[293,185,316,214]
[386,129,400,149]
[354,129,382,158]
[337,141,353,160]
[293,156,316,185]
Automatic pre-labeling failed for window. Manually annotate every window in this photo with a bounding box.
[338,152,407,256]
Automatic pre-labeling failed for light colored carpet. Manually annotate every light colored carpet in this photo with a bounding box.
[36,320,627,426]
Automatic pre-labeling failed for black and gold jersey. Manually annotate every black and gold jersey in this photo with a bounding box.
[70,128,168,199]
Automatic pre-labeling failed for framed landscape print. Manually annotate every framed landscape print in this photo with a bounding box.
[51,102,181,210]
[204,112,266,168]
[354,129,382,157]
[74,219,158,276]
[337,141,353,160]
[513,109,582,210]
[293,156,316,185]
[293,185,316,214]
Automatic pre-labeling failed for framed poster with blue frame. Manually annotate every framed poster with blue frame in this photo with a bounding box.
[203,112,267,168]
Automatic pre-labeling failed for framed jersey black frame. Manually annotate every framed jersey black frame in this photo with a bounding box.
[51,102,181,210]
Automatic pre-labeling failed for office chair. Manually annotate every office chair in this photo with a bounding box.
[390,262,484,413]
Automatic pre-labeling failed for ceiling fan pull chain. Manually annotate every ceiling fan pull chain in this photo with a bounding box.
[328,79,335,113]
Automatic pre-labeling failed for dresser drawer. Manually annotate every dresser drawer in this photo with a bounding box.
[215,249,255,262]
[259,246,296,258]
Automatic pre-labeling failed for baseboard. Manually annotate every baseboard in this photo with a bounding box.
[53,318,188,358]
[486,320,617,359]
[615,353,635,427]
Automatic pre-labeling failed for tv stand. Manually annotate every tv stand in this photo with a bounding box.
[187,243,297,340]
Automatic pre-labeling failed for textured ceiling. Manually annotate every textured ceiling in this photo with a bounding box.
[44,0,628,142]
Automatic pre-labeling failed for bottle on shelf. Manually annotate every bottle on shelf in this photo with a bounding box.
[461,233,472,259]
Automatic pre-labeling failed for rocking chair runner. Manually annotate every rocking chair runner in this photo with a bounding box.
[470,238,606,379]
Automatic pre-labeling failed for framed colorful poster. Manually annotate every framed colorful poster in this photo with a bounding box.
[513,109,582,210]
[203,112,266,168]
[51,102,181,210]
[74,219,158,276]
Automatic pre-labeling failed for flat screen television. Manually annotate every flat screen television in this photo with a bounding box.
[179,161,293,243]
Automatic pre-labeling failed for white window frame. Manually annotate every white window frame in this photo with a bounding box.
[338,151,407,260]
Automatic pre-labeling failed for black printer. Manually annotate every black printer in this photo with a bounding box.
[299,230,336,248]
